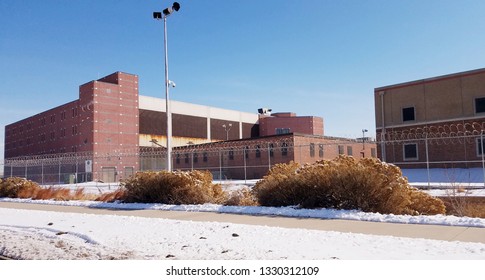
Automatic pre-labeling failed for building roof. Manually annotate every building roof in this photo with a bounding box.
[375,67,485,92]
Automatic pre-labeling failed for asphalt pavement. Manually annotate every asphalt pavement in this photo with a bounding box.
[1,201,485,243]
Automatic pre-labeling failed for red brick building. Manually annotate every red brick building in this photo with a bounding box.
[375,68,485,169]
[4,71,376,183]
[4,72,139,182]
[258,112,324,136]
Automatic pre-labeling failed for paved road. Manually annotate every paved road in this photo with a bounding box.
[1,201,485,243]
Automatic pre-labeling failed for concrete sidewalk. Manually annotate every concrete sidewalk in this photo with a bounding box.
[1,201,485,244]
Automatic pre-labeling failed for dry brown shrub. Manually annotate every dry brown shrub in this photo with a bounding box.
[0,177,41,198]
[96,189,127,202]
[33,187,71,201]
[253,155,446,215]
[224,187,259,206]
[122,170,226,204]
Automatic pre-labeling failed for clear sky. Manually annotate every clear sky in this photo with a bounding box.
[2,0,485,161]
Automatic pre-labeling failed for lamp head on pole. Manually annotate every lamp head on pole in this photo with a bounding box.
[154,2,181,19]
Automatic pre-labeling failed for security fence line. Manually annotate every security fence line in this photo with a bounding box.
[1,141,371,185]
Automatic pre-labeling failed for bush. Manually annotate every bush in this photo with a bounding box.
[224,187,259,206]
[0,177,41,198]
[121,170,226,204]
[253,155,446,215]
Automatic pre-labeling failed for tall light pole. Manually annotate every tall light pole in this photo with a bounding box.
[153,2,180,172]
[362,129,368,158]
[222,123,232,140]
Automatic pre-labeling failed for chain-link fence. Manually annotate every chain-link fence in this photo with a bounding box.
[1,139,376,185]
[376,122,485,186]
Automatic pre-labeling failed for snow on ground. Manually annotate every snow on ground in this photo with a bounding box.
[1,206,485,260]
[1,177,485,260]
[402,167,485,185]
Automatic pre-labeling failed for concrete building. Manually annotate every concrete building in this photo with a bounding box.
[375,68,485,169]
[4,71,376,183]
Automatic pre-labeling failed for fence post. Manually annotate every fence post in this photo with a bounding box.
[243,146,247,184]
[480,130,485,187]
[219,149,222,181]
[41,160,44,185]
[58,159,61,184]
[425,133,430,188]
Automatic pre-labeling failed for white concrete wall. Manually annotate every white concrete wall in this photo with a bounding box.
[139,95,259,124]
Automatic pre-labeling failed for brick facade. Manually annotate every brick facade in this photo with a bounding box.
[375,68,485,168]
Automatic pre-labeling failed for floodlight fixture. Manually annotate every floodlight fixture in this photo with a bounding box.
[152,2,180,18]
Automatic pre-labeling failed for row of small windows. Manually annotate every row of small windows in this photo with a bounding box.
[9,108,79,135]
[402,97,485,123]
[174,143,373,165]
[9,126,79,149]
[175,144,289,164]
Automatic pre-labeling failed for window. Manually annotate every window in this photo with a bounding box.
[281,142,288,156]
[402,107,415,122]
[319,144,324,158]
[477,138,485,156]
[403,143,418,160]
[269,143,274,157]
[184,153,189,164]
[255,145,261,158]
[203,152,208,162]
[475,97,485,114]
[347,146,353,156]
[309,143,315,157]
[193,153,198,163]
[176,154,180,164]
[245,146,249,159]
[229,149,234,160]
[338,145,344,155]
[276,128,291,135]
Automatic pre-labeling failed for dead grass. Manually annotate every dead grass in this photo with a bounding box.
[224,187,259,206]
[253,155,446,215]
[96,189,127,202]
[122,170,227,204]
[439,196,485,218]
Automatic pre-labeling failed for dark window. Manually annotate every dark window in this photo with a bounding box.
[403,144,418,160]
[229,149,234,160]
[203,152,208,162]
[338,145,344,155]
[310,143,315,157]
[475,97,485,114]
[176,154,180,164]
[276,128,290,135]
[319,144,324,158]
[255,145,261,158]
[184,153,189,164]
[281,142,288,156]
[193,153,198,163]
[477,138,485,156]
[245,146,249,159]
[269,143,274,157]
[402,107,415,122]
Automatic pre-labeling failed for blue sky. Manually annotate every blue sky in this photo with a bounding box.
[2,0,485,160]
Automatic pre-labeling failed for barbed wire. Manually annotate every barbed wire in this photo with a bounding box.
[377,121,485,145]
[3,136,372,166]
